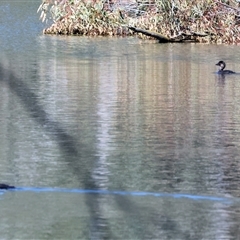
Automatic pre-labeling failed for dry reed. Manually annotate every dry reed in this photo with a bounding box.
[38,0,240,43]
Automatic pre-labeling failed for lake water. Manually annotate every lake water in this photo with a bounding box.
[1,1,240,239]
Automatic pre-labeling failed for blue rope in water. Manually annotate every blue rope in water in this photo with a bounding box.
[1,187,233,204]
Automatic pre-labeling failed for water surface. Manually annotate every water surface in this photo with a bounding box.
[1,0,240,239]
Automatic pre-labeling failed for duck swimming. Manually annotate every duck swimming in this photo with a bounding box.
[216,61,235,74]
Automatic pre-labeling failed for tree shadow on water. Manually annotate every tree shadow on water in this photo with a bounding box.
[0,63,183,239]
[0,63,113,238]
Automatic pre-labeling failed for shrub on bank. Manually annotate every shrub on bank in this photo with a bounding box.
[38,0,240,43]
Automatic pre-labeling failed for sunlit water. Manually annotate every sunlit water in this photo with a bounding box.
[1,0,240,239]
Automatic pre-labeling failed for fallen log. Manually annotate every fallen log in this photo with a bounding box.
[128,27,170,42]
[129,26,208,43]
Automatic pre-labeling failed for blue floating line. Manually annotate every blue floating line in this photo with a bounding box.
[3,187,233,204]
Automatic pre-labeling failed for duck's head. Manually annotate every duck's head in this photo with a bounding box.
[216,61,226,71]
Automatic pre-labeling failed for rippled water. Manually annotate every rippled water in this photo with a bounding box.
[1,0,240,239]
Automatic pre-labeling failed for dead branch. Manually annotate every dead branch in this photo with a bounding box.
[129,26,209,43]
[128,27,170,42]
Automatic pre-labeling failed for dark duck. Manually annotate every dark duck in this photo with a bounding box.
[0,183,15,190]
[216,61,235,74]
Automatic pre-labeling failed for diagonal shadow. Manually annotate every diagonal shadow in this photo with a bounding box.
[0,62,179,239]
[0,63,89,182]
[0,62,111,238]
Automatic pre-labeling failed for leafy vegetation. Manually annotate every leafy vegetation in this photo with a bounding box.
[38,0,240,43]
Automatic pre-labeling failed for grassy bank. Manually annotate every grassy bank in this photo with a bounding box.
[38,0,240,43]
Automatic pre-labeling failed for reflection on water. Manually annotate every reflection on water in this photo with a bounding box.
[1,0,240,239]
